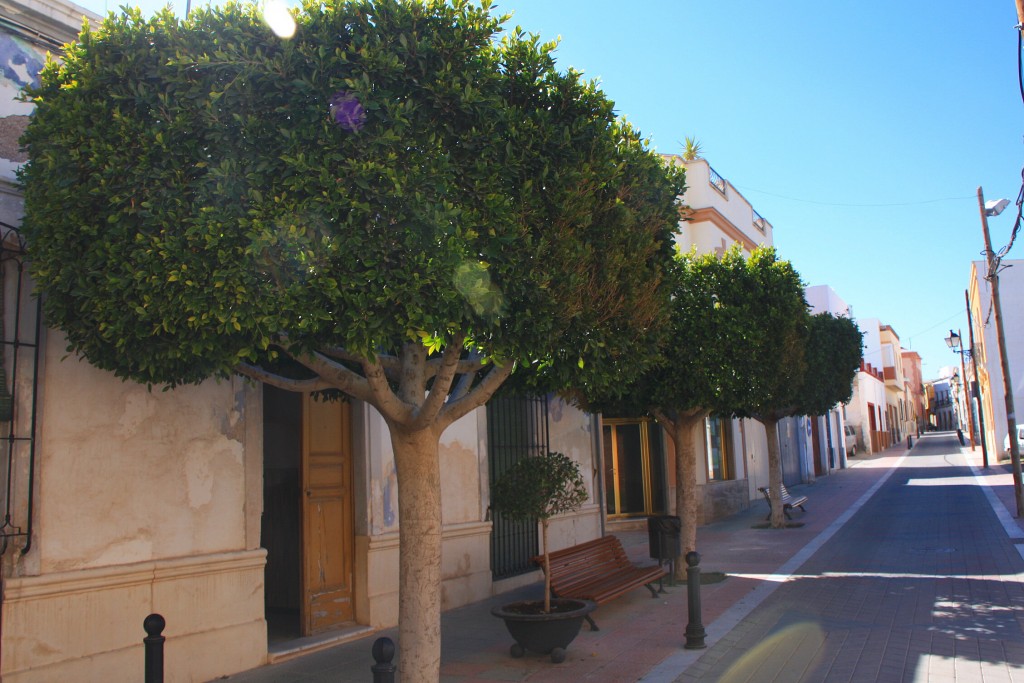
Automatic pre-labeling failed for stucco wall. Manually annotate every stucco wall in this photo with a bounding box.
[545,398,602,550]
[3,332,266,682]
[32,334,260,572]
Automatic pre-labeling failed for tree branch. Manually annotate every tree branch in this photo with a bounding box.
[235,363,335,393]
[321,345,402,378]
[653,407,709,447]
[652,408,677,437]
[361,353,413,424]
[411,334,466,430]
[288,351,377,404]
[449,350,486,402]
[437,360,515,431]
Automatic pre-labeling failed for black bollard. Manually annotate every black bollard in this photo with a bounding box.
[684,552,707,650]
[907,435,913,449]
[143,613,166,683]
[371,637,397,683]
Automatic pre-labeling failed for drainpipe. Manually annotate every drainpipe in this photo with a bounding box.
[592,413,605,538]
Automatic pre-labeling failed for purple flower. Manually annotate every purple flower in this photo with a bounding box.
[329,91,366,133]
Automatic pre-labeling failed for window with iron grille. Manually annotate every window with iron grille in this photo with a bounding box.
[487,394,548,580]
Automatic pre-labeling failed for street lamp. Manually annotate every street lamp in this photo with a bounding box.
[978,186,1023,516]
[945,329,976,452]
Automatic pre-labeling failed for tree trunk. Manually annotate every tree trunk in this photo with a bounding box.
[389,424,444,683]
[662,411,706,582]
[761,417,786,528]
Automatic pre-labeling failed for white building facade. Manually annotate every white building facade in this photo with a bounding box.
[968,259,1024,460]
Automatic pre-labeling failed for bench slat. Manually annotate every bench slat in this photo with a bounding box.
[758,484,808,520]
[532,535,667,608]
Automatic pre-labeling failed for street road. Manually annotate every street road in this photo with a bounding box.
[676,432,1024,683]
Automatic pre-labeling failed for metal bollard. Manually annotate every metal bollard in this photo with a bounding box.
[907,436,913,449]
[371,637,396,683]
[684,552,707,650]
[143,613,166,683]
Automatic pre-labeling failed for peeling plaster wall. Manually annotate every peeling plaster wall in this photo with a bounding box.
[1,330,267,683]
[33,334,252,573]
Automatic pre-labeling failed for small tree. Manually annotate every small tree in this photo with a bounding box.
[732,256,864,528]
[19,2,684,679]
[730,248,810,529]
[490,451,589,613]
[800,312,863,414]
[587,245,754,578]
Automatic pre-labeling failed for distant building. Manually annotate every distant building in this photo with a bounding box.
[851,318,917,452]
[901,350,926,434]
[928,376,958,431]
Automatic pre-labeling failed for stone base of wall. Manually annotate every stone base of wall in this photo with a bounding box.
[357,521,493,629]
[701,479,750,523]
[1,549,268,683]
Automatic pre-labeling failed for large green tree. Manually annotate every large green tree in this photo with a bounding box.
[733,252,863,528]
[19,1,684,679]
[799,312,863,415]
[729,248,810,528]
[590,245,755,577]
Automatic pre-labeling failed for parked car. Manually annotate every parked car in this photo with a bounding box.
[844,425,857,457]
[1005,425,1024,459]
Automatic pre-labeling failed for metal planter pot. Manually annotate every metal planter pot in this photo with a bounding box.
[491,598,596,663]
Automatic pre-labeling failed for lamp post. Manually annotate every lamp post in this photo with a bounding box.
[945,329,976,451]
[964,290,989,468]
[978,186,1023,516]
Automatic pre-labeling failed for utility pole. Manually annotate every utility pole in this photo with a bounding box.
[979,186,1023,516]
[966,289,990,468]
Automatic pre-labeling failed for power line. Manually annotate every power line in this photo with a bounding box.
[733,186,974,208]
[906,309,968,344]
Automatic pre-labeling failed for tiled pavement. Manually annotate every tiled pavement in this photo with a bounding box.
[219,433,1024,682]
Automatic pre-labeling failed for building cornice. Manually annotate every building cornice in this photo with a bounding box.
[0,0,98,50]
[684,206,759,252]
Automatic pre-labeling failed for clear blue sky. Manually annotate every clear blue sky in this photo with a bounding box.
[76,0,1024,379]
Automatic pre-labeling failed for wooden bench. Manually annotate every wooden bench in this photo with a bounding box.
[532,535,668,631]
[758,484,808,520]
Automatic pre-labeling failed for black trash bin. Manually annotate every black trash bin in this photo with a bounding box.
[647,515,681,589]
[647,515,681,561]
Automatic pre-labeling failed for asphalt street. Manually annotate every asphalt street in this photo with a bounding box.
[674,432,1024,683]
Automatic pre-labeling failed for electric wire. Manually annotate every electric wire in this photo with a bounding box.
[1018,28,1024,108]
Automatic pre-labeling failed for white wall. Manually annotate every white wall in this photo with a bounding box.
[4,333,266,683]
[972,259,1024,456]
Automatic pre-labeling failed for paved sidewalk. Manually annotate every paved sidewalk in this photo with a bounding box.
[220,435,994,682]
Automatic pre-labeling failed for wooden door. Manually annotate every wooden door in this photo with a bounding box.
[301,394,355,635]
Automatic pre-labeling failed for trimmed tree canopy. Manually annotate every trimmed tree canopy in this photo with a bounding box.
[731,247,809,422]
[20,0,683,396]
[799,312,863,415]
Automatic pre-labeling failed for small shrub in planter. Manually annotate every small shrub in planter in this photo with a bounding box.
[490,451,593,661]
[490,451,589,613]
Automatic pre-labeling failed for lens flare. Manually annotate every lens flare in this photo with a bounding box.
[329,91,367,133]
[262,0,296,39]
[454,261,504,318]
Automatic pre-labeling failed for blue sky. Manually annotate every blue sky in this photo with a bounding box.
[75,0,1024,379]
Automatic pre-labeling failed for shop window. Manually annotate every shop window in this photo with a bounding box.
[705,416,733,481]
